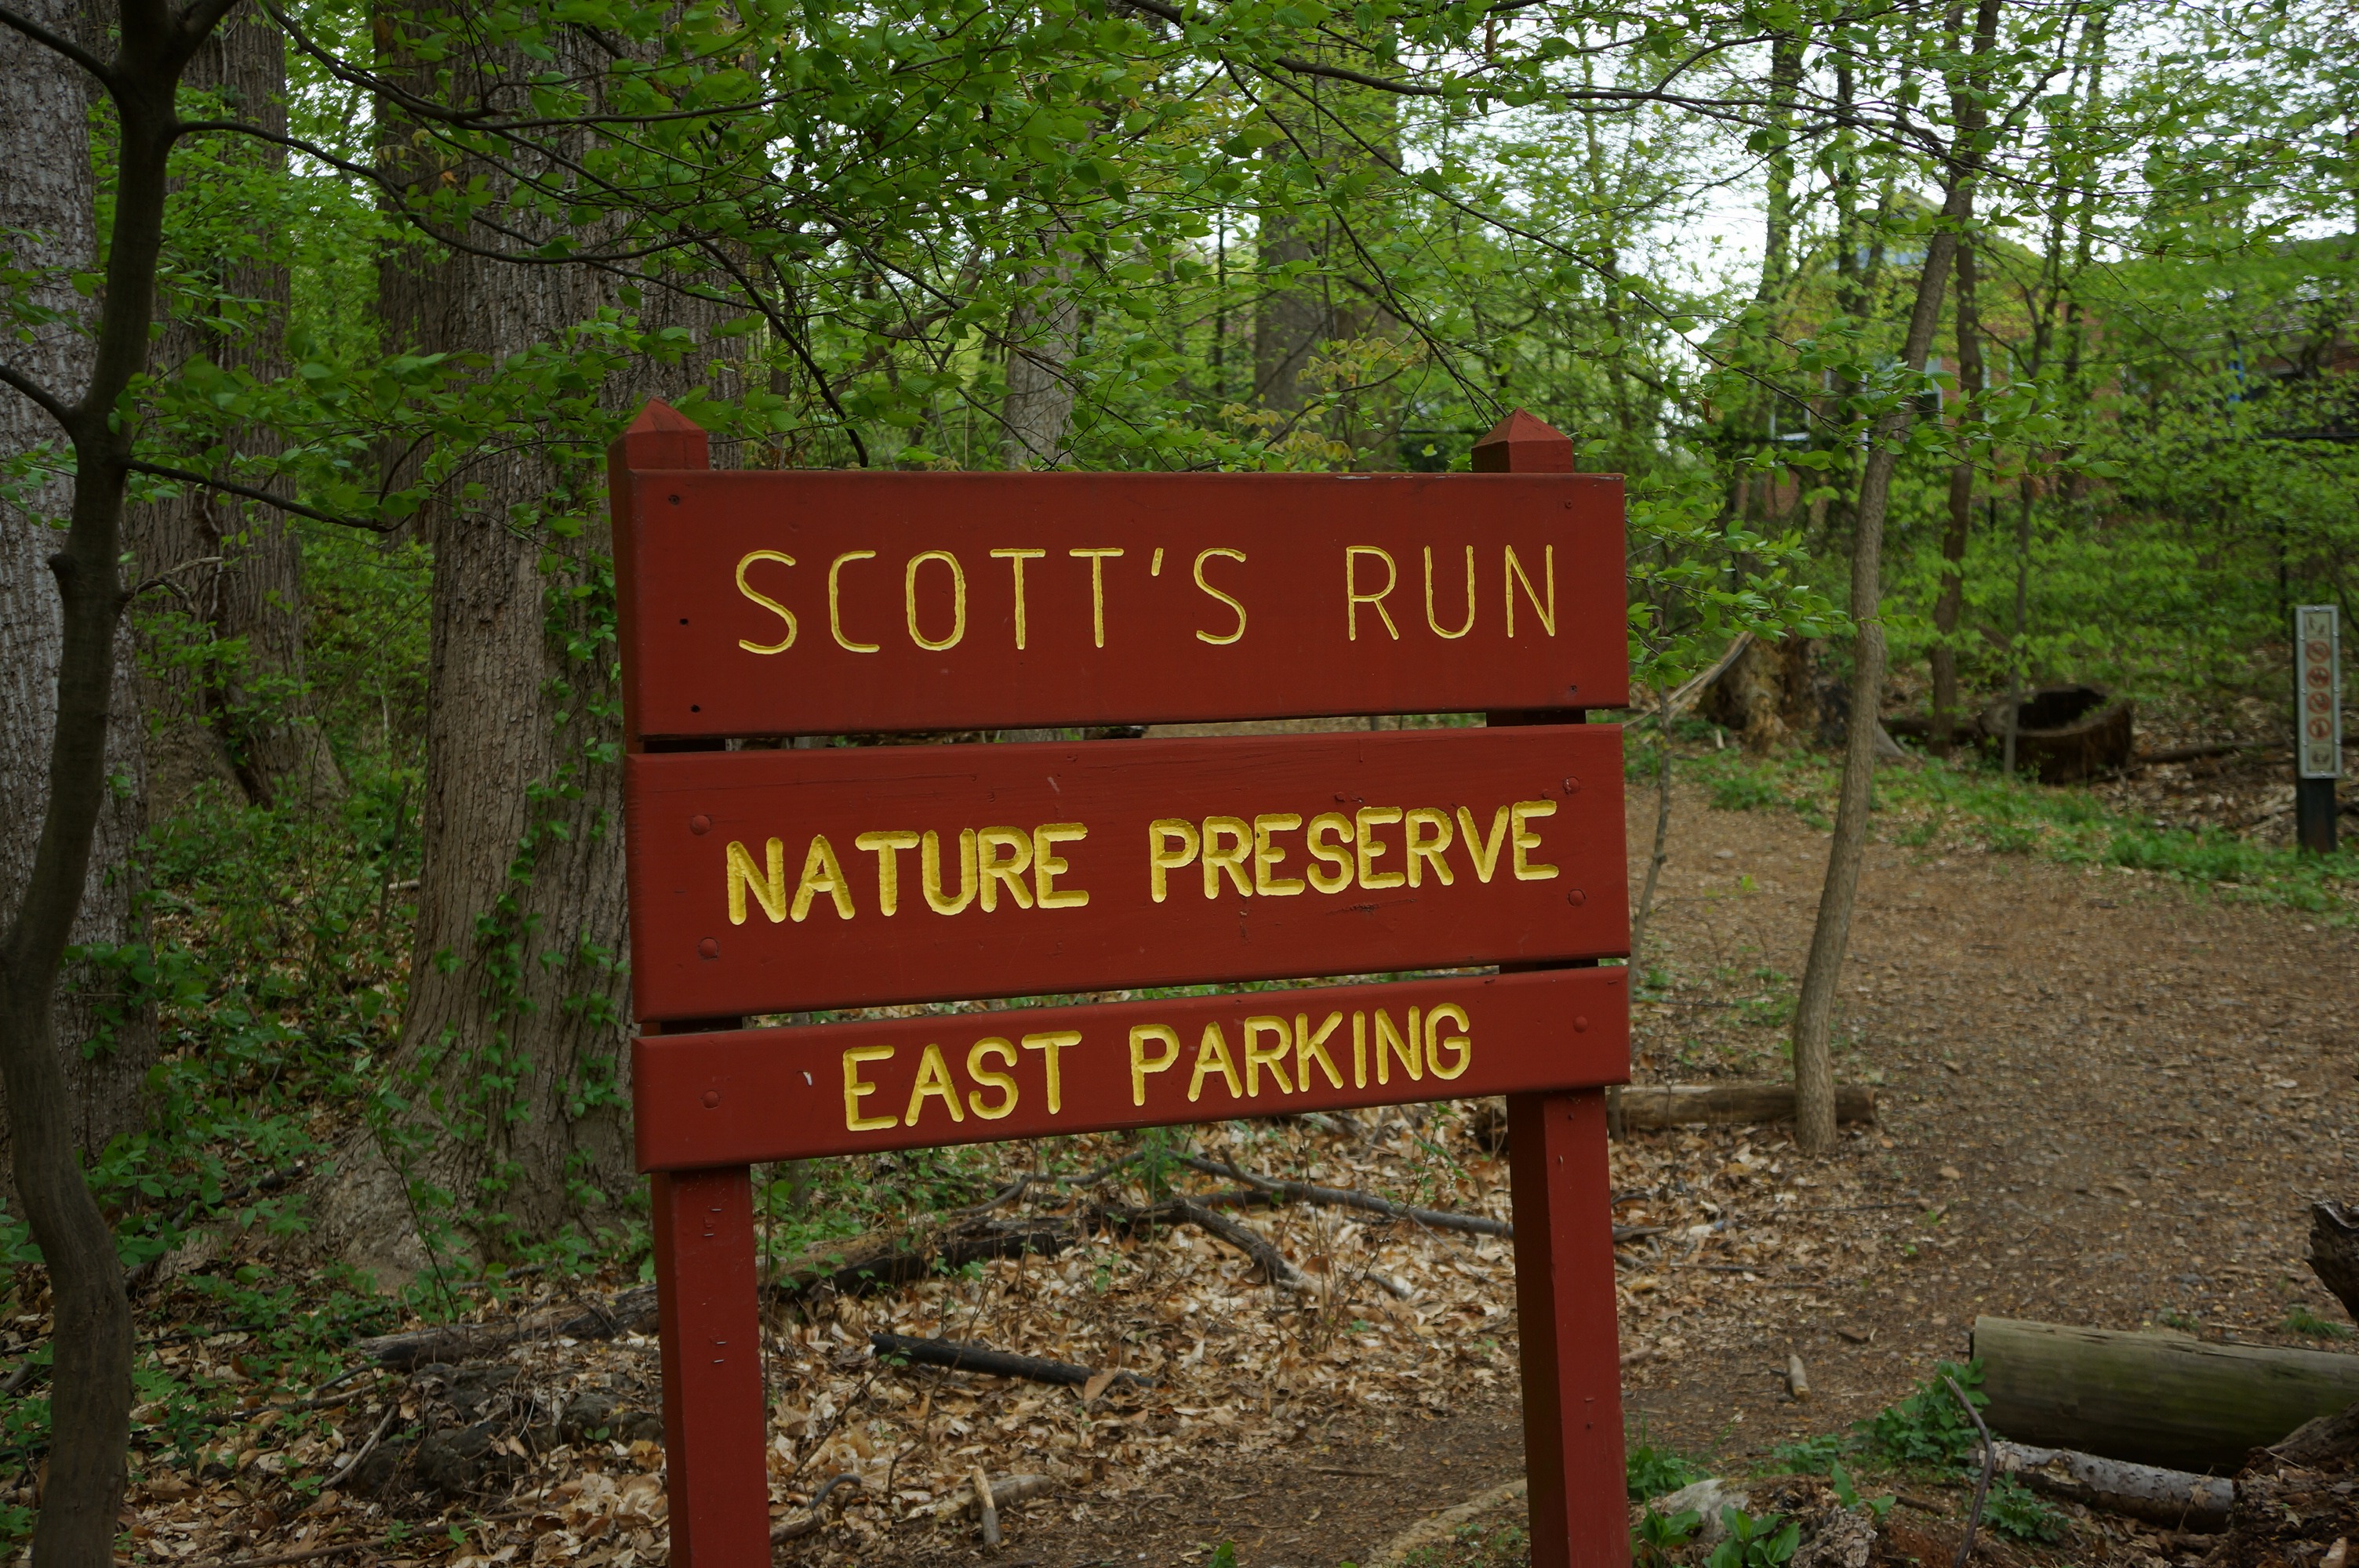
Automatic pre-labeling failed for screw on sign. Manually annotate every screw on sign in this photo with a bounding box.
[609,402,1634,1568]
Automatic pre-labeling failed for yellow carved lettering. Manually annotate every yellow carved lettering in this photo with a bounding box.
[1296,1011,1345,1091]
[1346,546,1401,641]
[725,837,787,925]
[1252,813,1304,896]
[1511,800,1560,880]
[1423,545,1474,639]
[735,550,798,653]
[1070,548,1124,648]
[828,550,881,652]
[1305,812,1354,894]
[1504,544,1556,637]
[1148,818,1199,903]
[1129,1025,1180,1106]
[1193,548,1248,644]
[966,1038,1020,1120]
[1376,1007,1423,1083]
[904,550,967,651]
[976,826,1035,912]
[791,834,856,922]
[990,548,1045,648]
[1031,822,1089,909]
[1426,1004,1471,1080]
[1021,1030,1079,1113]
[1201,816,1252,898]
[904,1042,966,1127]
[1352,1011,1368,1088]
[854,829,920,916]
[1456,804,1510,883]
[843,1044,898,1131]
[1354,807,1404,890]
[1242,1015,1294,1097]
[1187,1022,1245,1102]
[922,828,979,915]
[1405,807,1456,887]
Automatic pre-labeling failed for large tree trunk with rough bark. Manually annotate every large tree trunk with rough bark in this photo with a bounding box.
[0,0,154,1174]
[1001,227,1080,468]
[314,17,729,1285]
[130,7,343,815]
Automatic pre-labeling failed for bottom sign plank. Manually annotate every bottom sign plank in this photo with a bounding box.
[633,966,1627,1170]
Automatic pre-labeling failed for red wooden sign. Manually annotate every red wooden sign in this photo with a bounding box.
[624,724,1624,1022]
[611,405,1632,1568]
[634,966,1627,1167]
[611,467,1627,739]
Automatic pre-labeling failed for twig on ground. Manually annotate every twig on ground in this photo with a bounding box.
[324,1405,398,1490]
[1947,1374,1996,1567]
[770,1473,863,1542]
[1166,1198,1311,1290]
[973,1462,1001,1547]
[1180,1156,1514,1237]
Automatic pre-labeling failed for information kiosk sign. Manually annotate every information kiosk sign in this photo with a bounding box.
[612,402,1634,1568]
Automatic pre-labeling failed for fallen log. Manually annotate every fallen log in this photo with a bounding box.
[356,1286,658,1368]
[1973,1316,2359,1473]
[868,1333,1150,1390]
[1615,1083,1877,1131]
[1994,1441,2234,1528]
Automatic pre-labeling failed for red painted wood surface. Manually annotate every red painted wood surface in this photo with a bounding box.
[1509,1089,1630,1567]
[650,1169,769,1568]
[634,966,1627,1169]
[623,723,1627,1022]
[610,444,1626,741]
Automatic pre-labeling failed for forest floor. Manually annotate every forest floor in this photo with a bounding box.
[84,751,2359,1568]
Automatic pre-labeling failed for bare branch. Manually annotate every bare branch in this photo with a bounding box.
[0,2,116,86]
[0,361,75,433]
[125,461,391,533]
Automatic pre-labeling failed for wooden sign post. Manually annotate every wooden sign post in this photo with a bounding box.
[611,403,1634,1567]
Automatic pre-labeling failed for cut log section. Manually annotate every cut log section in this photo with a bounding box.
[1973,1316,2359,1473]
[1616,1083,1877,1131]
[1994,1441,2234,1528]
[1978,685,2135,782]
[2309,1203,2359,1323]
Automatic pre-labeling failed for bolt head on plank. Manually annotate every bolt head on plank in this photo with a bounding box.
[1471,408,1575,474]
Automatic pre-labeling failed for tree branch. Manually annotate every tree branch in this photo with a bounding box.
[125,462,391,533]
[0,2,116,86]
[0,361,75,434]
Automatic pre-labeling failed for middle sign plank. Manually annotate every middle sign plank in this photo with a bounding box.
[625,724,1626,1022]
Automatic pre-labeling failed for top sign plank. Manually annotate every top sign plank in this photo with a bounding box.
[613,468,1627,740]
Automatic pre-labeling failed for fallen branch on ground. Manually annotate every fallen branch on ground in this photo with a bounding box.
[770,1473,863,1543]
[1616,1083,1877,1131]
[354,1286,657,1368]
[1180,1156,1514,1237]
[1993,1441,2233,1526]
[869,1333,1151,1390]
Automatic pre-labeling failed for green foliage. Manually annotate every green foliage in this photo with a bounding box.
[1983,1475,2066,1543]
[1829,1461,1895,1522]
[1633,1505,1702,1566]
[2284,1305,2353,1340]
[1627,1437,1703,1500]
[1707,1507,1801,1568]
[1861,1361,1988,1470]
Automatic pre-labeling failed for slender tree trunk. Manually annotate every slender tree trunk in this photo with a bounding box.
[131,5,343,814]
[1930,238,1982,755]
[0,0,216,1556]
[0,0,154,1176]
[1791,0,1997,1156]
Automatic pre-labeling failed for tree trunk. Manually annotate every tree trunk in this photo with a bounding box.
[315,19,721,1284]
[1001,227,1080,468]
[0,0,154,1175]
[1973,1316,2359,1473]
[130,6,343,815]
[1930,238,1981,756]
[1790,0,1995,1156]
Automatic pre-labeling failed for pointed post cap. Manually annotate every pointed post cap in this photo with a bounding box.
[610,397,710,471]
[1470,408,1575,473]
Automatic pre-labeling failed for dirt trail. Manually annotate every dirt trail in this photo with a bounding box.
[867,780,2359,1568]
